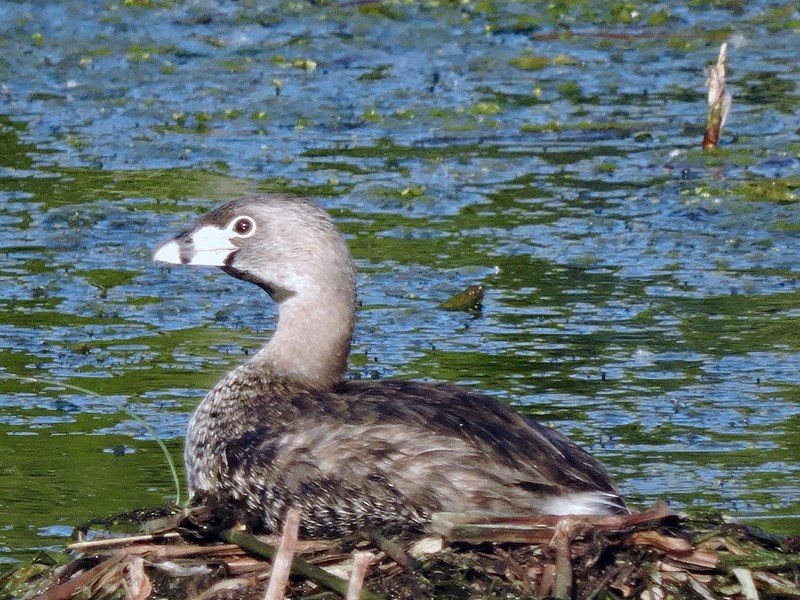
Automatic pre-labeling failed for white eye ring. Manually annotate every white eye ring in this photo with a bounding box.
[229,216,257,238]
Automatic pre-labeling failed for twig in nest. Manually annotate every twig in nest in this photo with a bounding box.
[550,519,575,600]
[69,531,182,552]
[123,556,152,600]
[430,501,678,544]
[35,555,126,600]
[347,551,374,600]
[264,508,300,600]
[219,527,385,600]
[366,530,419,571]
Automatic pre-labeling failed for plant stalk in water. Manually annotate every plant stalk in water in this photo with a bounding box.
[7,373,182,505]
[703,42,732,151]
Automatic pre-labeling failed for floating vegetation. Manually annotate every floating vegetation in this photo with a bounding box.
[510,55,551,71]
[4,501,799,600]
[440,284,485,312]
[732,178,800,204]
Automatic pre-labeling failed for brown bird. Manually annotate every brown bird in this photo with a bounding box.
[154,194,627,537]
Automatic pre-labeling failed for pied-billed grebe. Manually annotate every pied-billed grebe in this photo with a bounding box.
[154,195,627,537]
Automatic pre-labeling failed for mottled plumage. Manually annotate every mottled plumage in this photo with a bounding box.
[154,194,626,538]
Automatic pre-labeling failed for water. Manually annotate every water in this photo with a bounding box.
[1,0,799,563]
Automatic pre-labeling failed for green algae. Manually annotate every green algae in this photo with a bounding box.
[510,55,551,71]
[440,284,485,312]
[733,179,800,204]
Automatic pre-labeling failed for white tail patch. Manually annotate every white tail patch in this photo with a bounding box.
[153,239,181,264]
[540,491,625,516]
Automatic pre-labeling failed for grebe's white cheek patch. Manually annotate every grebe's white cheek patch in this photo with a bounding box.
[188,224,238,267]
[153,239,182,264]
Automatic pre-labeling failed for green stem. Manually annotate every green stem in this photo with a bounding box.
[5,373,182,505]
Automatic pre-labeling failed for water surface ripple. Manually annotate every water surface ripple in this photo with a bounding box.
[0,0,799,560]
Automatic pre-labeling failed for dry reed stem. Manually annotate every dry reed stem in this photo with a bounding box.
[123,556,152,600]
[68,532,181,552]
[431,500,677,543]
[703,42,732,150]
[550,519,575,600]
[347,552,374,600]
[264,508,301,600]
[625,529,693,554]
[35,555,125,600]
[191,576,262,600]
[732,567,759,600]
[219,528,385,600]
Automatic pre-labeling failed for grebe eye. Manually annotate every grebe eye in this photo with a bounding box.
[231,216,256,237]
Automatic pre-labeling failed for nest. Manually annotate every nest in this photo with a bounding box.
[3,501,799,600]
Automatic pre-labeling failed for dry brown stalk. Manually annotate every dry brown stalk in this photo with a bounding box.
[430,500,677,543]
[219,527,386,600]
[35,555,125,600]
[68,531,181,552]
[123,556,152,600]
[191,575,265,600]
[703,42,732,150]
[550,519,575,600]
[346,551,374,600]
[624,529,693,554]
[264,508,301,600]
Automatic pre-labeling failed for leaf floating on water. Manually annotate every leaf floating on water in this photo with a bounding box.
[440,284,484,312]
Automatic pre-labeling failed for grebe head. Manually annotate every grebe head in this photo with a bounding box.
[154,195,356,388]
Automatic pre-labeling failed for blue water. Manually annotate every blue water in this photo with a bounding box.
[0,0,799,561]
